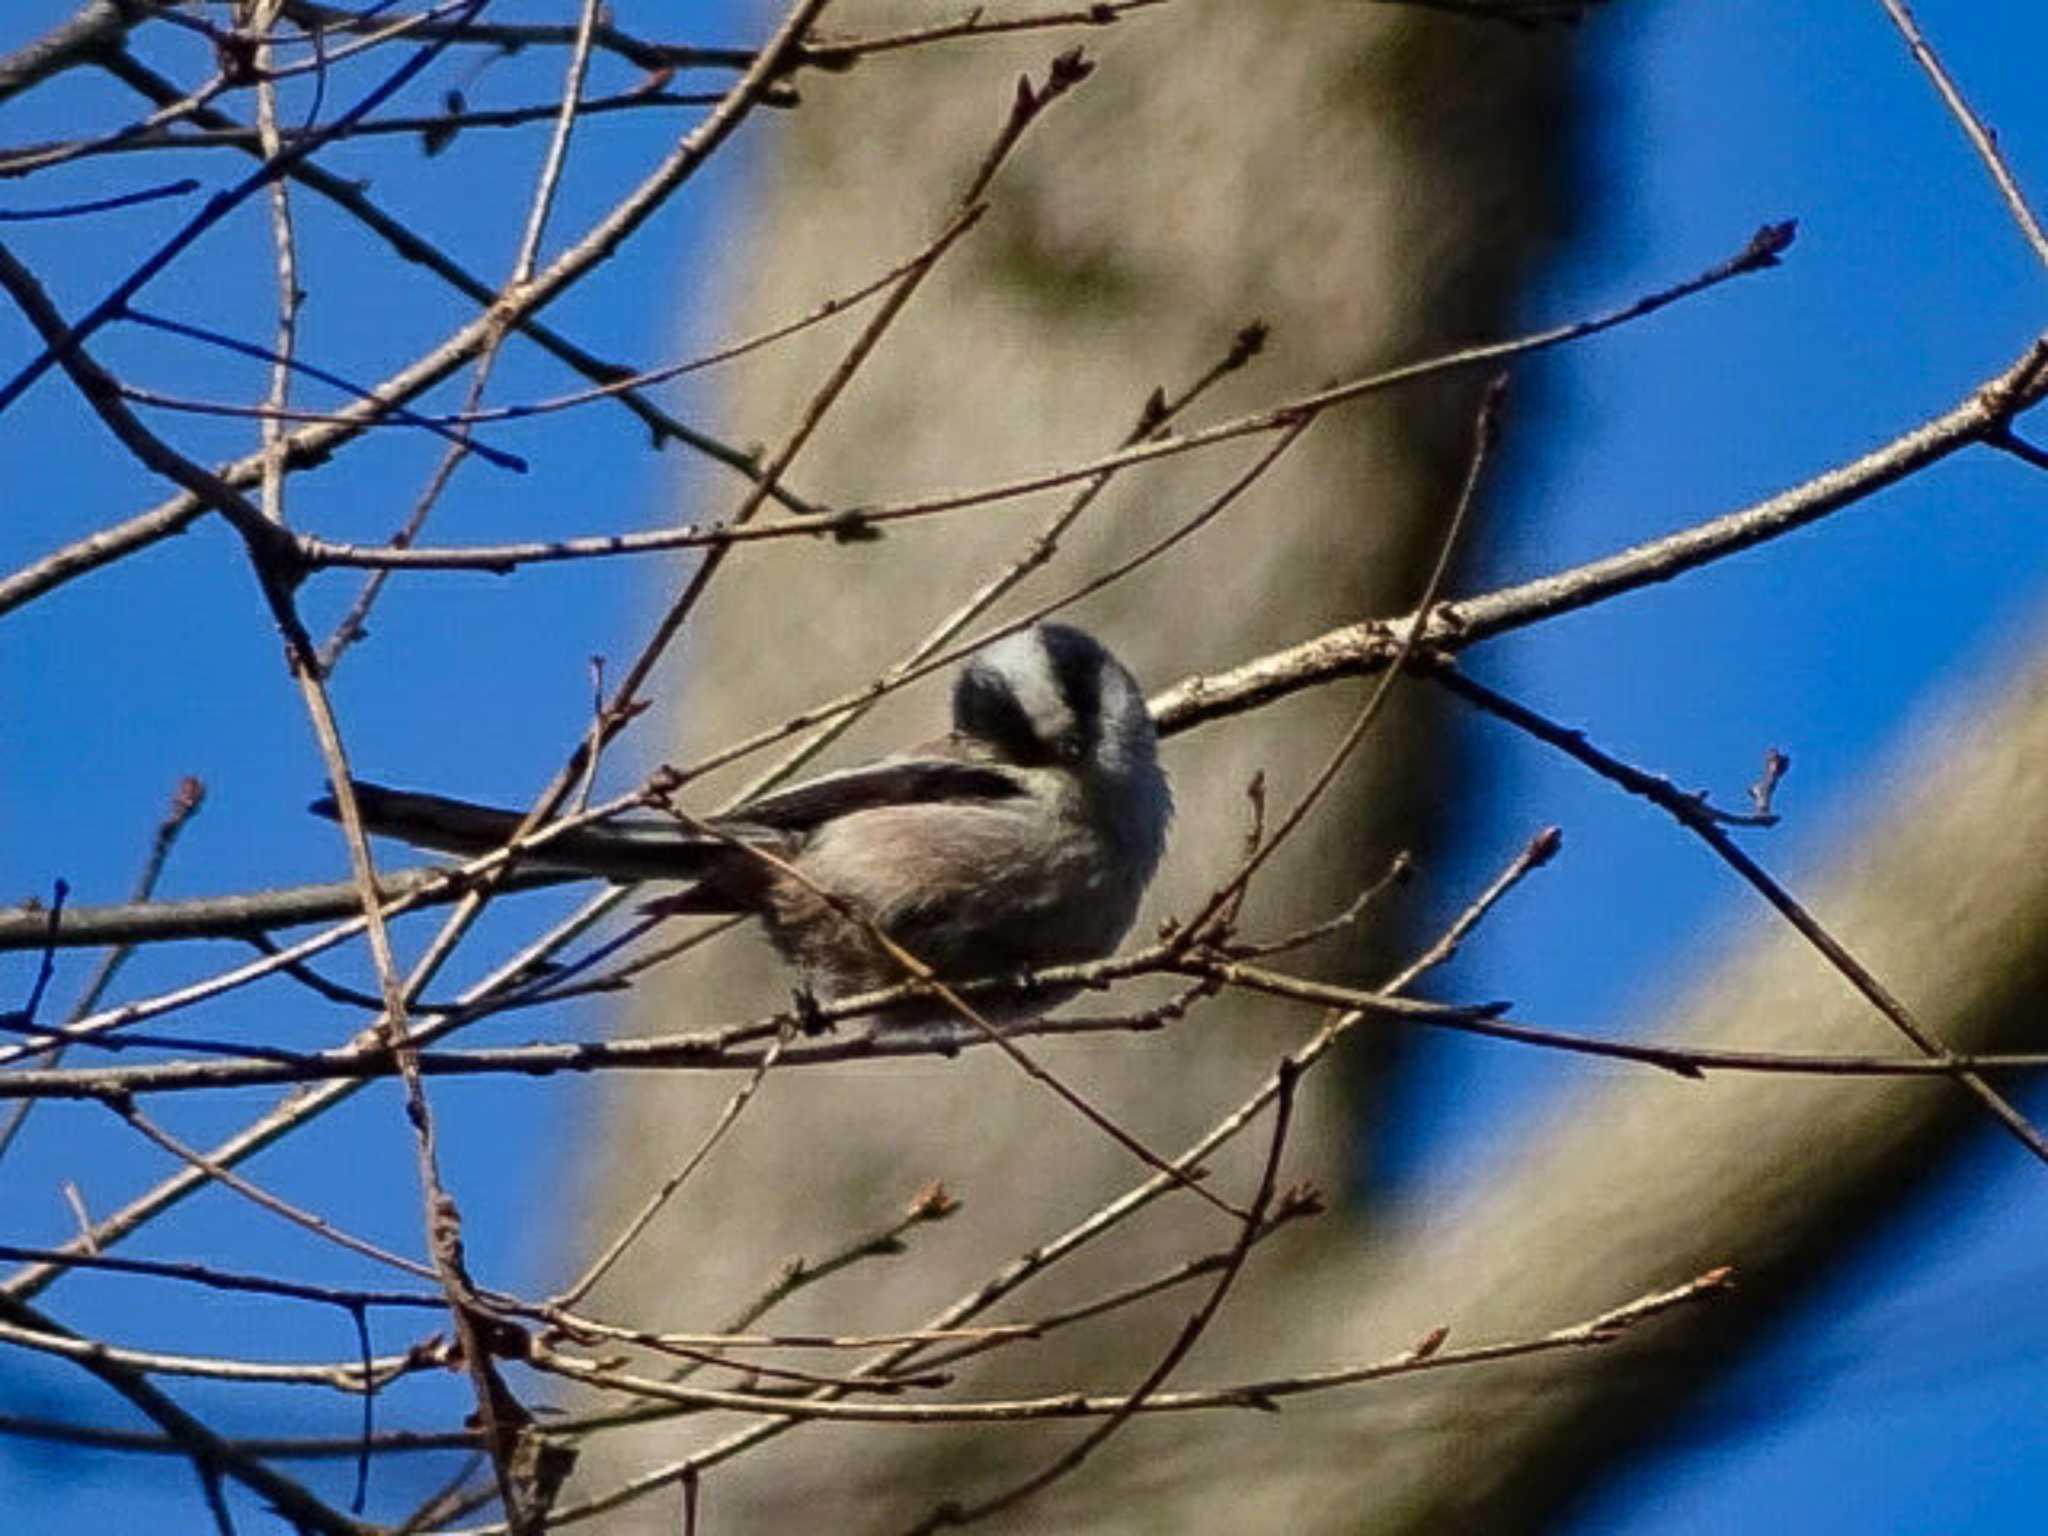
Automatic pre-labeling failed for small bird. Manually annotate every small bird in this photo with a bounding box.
[312,624,1172,1024]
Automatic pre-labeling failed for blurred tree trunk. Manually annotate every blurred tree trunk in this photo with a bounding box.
[569,2,1581,1528]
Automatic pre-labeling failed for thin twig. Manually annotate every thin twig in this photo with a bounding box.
[517,1259,1728,1429]
[109,1100,444,1286]
[0,1241,444,1311]
[553,1028,792,1308]
[0,777,203,1157]
[0,87,791,177]
[905,1061,1299,1532]
[1433,665,2048,1165]
[800,1,1170,68]
[292,226,1794,571]
[0,1289,366,1534]
[909,1192,1322,1377]
[0,1310,436,1392]
[1383,827,1559,989]
[1177,374,1507,948]
[1876,0,2048,271]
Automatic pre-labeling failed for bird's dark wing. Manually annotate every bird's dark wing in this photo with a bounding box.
[309,780,737,882]
[731,755,1025,833]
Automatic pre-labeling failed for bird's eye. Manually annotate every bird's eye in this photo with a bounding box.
[1056,735,1087,765]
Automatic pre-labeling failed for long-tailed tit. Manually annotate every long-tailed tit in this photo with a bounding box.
[312,624,1172,1024]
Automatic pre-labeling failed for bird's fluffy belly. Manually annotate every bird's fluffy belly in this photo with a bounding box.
[760,802,1139,1002]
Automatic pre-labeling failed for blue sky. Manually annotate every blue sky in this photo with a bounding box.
[2,1,2045,1530]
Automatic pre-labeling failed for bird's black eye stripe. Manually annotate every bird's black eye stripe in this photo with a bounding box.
[1038,624,1103,748]
[955,665,1051,764]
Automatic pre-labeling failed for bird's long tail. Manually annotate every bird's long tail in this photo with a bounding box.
[308,779,731,883]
